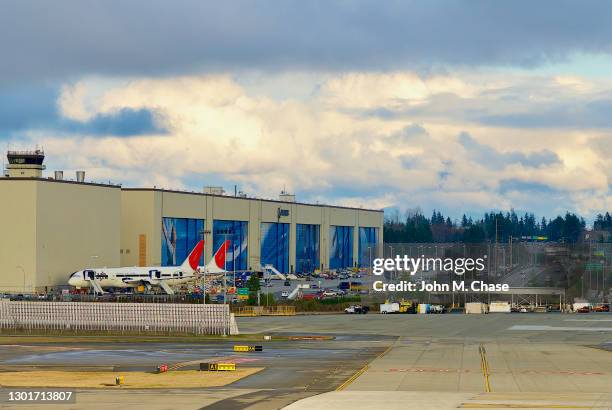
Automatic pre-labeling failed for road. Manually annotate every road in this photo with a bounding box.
[0,312,611,409]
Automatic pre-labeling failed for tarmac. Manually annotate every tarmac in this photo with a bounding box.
[0,312,610,409]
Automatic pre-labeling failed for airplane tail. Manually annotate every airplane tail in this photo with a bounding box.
[206,240,230,273]
[180,240,205,274]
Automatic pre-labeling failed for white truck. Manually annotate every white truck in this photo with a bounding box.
[380,302,400,314]
[465,302,489,314]
[489,301,511,313]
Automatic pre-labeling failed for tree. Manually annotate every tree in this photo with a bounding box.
[463,225,486,243]
[246,274,260,292]
[382,207,591,244]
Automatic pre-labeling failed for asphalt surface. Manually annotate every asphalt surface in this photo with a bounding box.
[0,337,386,409]
[0,312,611,409]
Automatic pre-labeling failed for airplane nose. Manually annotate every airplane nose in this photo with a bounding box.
[68,273,80,286]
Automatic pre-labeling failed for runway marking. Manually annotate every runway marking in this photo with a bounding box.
[336,339,396,391]
[565,319,612,322]
[478,344,491,393]
[460,404,596,408]
[378,368,605,376]
[335,363,369,391]
[509,325,612,332]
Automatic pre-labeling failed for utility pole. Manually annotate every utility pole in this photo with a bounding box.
[495,217,498,277]
[223,237,227,305]
[509,236,512,268]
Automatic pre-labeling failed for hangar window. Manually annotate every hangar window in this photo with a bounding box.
[296,224,320,273]
[213,220,248,271]
[261,222,289,273]
[161,217,205,267]
[329,226,353,269]
[358,227,379,267]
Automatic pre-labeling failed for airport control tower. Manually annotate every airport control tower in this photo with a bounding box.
[4,149,46,178]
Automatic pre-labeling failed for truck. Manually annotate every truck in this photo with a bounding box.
[489,301,511,313]
[380,302,400,314]
[465,302,489,314]
[345,305,369,314]
[573,302,591,312]
[380,300,416,314]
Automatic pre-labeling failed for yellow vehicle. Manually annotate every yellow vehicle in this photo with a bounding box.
[398,300,416,313]
[349,282,364,291]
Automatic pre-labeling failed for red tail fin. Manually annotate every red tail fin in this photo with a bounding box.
[182,240,204,271]
[215,240,230,269]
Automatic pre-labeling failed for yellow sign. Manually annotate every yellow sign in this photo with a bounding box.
[233,345,263,352]
[200,363,236,371]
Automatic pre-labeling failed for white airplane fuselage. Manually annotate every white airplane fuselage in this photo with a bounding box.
[68,266,197,289]
[68,240,206,294]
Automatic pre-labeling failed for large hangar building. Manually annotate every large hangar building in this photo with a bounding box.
[0,151,383,292]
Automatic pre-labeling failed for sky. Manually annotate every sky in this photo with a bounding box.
[1,0,611,222]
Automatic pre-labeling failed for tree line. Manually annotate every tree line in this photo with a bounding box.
[383,208,600,243]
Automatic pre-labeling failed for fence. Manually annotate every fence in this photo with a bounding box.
[0,301,238,335]
[231,305,295,317]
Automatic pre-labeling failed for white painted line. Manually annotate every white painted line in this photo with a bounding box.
[509,325,612,332]
[565,319,612,322]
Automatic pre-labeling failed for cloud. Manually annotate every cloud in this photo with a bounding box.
[5,1,612,84]
[458,132,561,169]
[62,108,166,136]
[0,84,58,134]
[5,70,611,221]
[0,84,165,137]
[479,99,612,129]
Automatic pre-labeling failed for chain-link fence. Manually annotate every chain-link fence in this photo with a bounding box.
[368,242,612,303]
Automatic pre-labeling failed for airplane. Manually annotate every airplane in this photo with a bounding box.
[68,240,206,295]
[199,240,231,274]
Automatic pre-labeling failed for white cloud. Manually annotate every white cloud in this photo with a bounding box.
[26,70,611,219]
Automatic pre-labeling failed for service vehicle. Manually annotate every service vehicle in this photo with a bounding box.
[345,305,369,314]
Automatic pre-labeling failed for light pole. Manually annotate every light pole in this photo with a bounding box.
[233,242,237,296]
[223,235,228,306]
[388,245,394,281]
[201,229,211,304]
[602,260,605,303]
[368,246,372,276]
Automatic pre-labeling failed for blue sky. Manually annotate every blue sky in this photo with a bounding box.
[1,1,611,221]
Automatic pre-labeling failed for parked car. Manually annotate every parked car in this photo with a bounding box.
[577,306,591,313]
[345,305,369,314]
[593,305,610,312]
[281,290,289,298]
[284,280,291,286]
[301,293,319,301]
